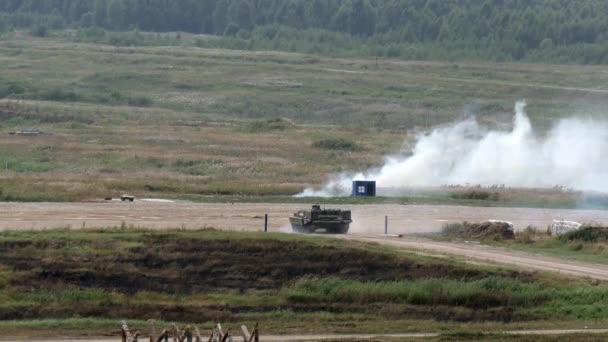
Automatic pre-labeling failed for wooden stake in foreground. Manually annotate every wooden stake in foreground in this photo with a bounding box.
[122,321,249,342]
[184,325,193,342]
[240,323,259,342]
[194,326,204,342]
[121,320,140,342]
[148,320,157,342]
[154,329,169,342]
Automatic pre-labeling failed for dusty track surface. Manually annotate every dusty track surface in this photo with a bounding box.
[4,201,608,280]
[13,329,608,341]
[2,201,608,233]
[345,235,608,280]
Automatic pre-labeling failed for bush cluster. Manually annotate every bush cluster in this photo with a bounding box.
[450,190,500,201]
[243,118,290,132]
[560,226,608,243]
[312,138,361,151]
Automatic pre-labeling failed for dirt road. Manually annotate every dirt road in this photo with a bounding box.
[4,201,608,280]
[2,201,608,233]
[346,235,608,280]
[14,329,608,341]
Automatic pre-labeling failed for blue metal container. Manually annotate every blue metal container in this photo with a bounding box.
[352,180,376,197]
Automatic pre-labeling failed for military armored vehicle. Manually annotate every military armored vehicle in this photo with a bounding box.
[289,204,352,234]
[120,194,135,202]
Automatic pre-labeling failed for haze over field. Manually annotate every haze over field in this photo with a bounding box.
[300,102,608,196]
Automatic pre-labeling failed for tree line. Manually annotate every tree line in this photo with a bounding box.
[2,0,608,63]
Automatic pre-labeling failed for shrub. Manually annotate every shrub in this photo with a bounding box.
[570,243,584,251]
[560,226,608,243]
[386,44,402,57]
[173,159,222,176]
[243,118,290,132]
[450,190,499,201]
[442,221,514,240]
[516,226,539,244]
[42,88,79,102]
[442,223,465,236]
[312,138,361,151]
[77,27,105,40]
[0,81,27,98]
[127,96,153,107]
[539,38,554,50]
[30,24,49,38]
[237,29,251,40]
[224,23,240,37]
[6,83,25,95]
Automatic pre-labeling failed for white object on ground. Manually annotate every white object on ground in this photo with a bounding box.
[381,234,404,238]
[551,220,582,236]
[488,219,514,231]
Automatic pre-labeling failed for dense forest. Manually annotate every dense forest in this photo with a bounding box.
[2,0,608,63]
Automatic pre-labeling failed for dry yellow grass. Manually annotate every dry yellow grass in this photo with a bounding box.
[2,34,608,201]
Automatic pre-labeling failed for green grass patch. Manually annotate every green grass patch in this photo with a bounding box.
[284,277,545,308]
[0,146,60,173]
[172,159,223,176]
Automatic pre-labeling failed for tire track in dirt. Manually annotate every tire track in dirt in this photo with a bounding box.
[344,235,608,280]
[2,202,608,234]
[3,202,608,280]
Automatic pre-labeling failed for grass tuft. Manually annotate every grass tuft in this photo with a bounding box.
[450,190,500,201]
[284,277,546,309]
[312,138,361,151]
[242,118,291,132]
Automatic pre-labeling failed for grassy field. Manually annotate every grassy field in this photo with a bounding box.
[2,32,608,203]
[2,229,608,338]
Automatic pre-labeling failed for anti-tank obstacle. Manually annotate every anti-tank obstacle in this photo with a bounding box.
[121,320,140,342]
[122,321,259,342]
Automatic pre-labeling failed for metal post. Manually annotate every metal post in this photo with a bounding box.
[385,216,388,235]
[264,214,268,232]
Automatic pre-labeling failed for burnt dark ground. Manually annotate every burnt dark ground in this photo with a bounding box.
[0,231,534,322]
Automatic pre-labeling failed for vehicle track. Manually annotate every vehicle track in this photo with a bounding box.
[344,235,608,280]
[4,201,608,280]
[2,202,608,234]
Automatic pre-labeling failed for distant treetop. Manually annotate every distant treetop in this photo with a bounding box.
[3,0,608,63]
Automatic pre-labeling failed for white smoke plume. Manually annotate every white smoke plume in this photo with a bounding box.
[298,101,608,197]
